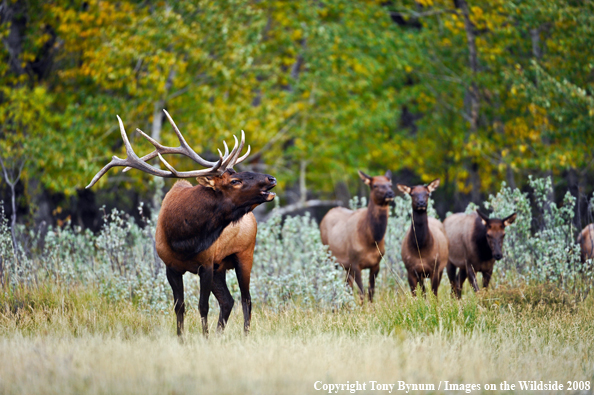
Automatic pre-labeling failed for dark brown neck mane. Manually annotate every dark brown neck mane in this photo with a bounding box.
[472,215,493,261]
[165,185,253,258]
[362,199,390,243]
[407,209,432,251]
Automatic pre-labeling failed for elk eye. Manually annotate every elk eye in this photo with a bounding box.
[230,179,241,186]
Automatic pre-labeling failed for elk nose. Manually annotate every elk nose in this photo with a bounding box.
[494,253,503,260]
[268,176,277,184]
[386,190,395,198]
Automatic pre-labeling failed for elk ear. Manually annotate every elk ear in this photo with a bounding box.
[427,178,440,193]
[397,184,411,195]
[358,170,372,185]
[384,170,392,181]
[476,209,490,226]
[196,176,217,190]
[503,212,517,227]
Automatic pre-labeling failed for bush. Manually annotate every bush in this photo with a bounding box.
[0,176,591,313]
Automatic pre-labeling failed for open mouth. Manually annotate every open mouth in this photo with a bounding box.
[385,197,394,202]
[261,182,277,201]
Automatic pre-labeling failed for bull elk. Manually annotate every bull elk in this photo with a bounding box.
[397,179,449,297]
[87,110,276,336]
[320,170,395,301]
[444,210,516,298]
[578,224,594,264]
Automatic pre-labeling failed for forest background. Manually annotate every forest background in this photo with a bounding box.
[1,0,593,231]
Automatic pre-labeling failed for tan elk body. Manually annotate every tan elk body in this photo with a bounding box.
[397,179,449,296]
[444,210,516,297]
[320,171,395,301]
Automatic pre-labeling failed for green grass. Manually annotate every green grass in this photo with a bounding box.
[0,283,593,394]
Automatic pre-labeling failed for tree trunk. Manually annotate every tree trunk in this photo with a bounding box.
[150,67,176,212]
[0,0,27,77]
[8,183,17,257]
[299,160,307,205]
[457,0,481,203]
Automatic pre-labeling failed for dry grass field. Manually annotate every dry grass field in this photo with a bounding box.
[0,283,593,395]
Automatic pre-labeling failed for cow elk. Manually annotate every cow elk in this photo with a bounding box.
[398,179,449,297]
[444,210,516,298]
[320,170,395,302]
[87,110,276,336]
[578,224,594,264]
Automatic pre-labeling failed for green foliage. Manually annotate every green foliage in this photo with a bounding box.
[2,0,592,205]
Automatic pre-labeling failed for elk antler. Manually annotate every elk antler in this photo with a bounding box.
[86,111,251,189]
[122,110,251,172]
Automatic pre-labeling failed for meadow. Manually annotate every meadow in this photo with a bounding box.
[0,177,593,394]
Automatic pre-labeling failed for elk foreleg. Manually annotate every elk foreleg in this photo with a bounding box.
[482,269,493,289]
[166,266,185,337]
[465,261,480,292]
[234,253,253,334]
[198,264,213,336]
[407,271,418,296]
[368,264,379,302]
[431,268,442,298]
[212,268,234,332]
[456,267,467,298]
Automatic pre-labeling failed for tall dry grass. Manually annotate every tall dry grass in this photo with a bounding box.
[0,284,592,394]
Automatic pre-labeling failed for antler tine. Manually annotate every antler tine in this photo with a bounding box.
[122,128,169,173]
[86,116,174,189]
[235,144,251,165]
[122,127,223,173]
[219,135,239,169]
[156,152,226,178]
[163,109,219,167]
[228,130,247,167]
[222,140,229,159]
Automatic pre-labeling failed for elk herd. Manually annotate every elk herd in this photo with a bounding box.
[87,111,593,336]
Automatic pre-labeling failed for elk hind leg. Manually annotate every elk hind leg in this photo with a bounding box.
[353,266,365,301]
[212,266,234,332]
[166,266,185,337]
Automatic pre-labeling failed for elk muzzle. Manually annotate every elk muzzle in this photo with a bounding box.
[261,176,277,201]
[384,189,395,202]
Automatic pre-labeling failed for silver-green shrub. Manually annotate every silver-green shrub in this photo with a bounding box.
[1,204,353,311]
[250,213,353,310]
[1,176,591,310]
[483,176,588,290]
[0,205,15,285]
